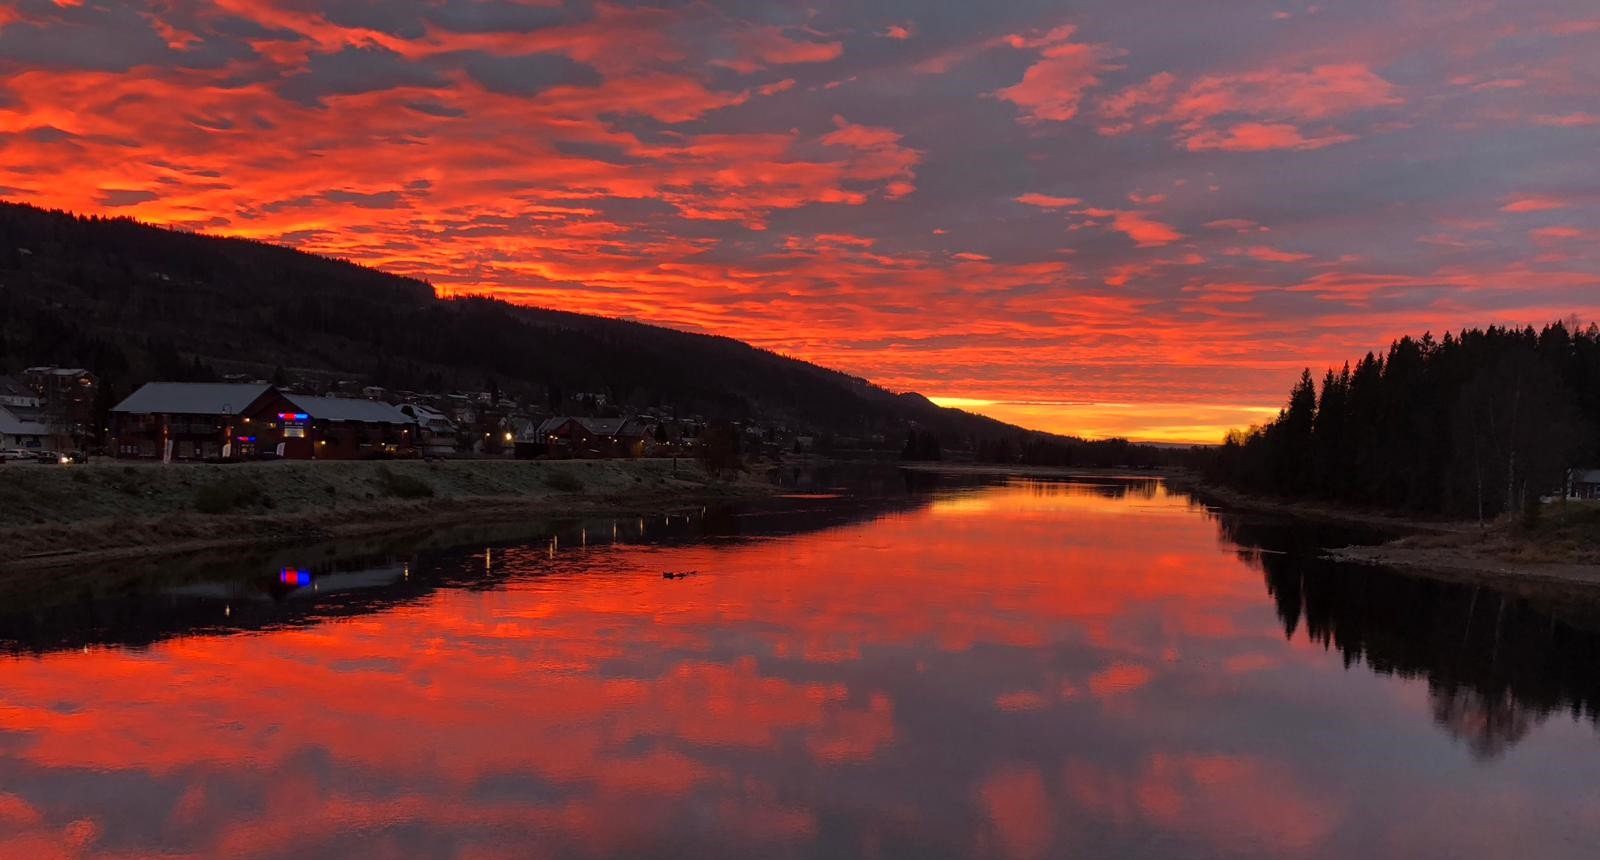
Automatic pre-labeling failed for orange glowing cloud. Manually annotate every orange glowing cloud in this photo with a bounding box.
[1501,195,1571,213]
[995,26,1120,122]
[1015,192,1082,208]
[1184,122,1357,152]
[1074,208,1185,247]
[1100,63,1399,151]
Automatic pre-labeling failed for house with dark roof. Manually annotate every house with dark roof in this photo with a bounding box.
[398,403,458,456]
[0,404,50,449]
[533,416,649,458]
[110,383,275,460]
[1569,469,1600,501]
[0,376,41,413]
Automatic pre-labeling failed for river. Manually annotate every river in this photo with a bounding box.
[0,471,1596,858]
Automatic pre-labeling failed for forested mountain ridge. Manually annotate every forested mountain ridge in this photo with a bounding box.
[0,199,1050,448]
[1206,322,1600,519]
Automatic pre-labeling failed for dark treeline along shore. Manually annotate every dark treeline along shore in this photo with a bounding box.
[0,200,1165,468]
[1202,322,1600,521]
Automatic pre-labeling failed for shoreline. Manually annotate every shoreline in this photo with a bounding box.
[1164,475,1600,590]
[915,463,1600,589]
[6,457,1595,593]
[1162,474,1470,534]
[898,462,1176,481]
[1324,543,1600,590]
[0,458,771,574]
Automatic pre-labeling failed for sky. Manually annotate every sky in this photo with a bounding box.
[0,0,1597,442]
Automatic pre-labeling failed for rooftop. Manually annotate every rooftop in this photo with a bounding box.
[112,382,272,416]
[282,393,415,424]
[0,404,50,436]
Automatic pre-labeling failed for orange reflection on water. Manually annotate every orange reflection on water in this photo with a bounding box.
[0,479,1596,858]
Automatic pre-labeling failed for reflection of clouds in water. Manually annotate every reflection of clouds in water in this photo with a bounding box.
[0,479,1595,856]
[1088,663,1154,697]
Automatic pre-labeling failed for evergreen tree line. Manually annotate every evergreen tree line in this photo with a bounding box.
[1204,321,1600,519]
[901,429,943,461]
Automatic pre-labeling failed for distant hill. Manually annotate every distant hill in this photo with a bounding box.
[0,199,1067,452]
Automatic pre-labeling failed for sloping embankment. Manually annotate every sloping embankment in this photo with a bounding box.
[0,458,765,572]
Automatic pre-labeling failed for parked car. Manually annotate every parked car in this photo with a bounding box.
[0,449,39,462]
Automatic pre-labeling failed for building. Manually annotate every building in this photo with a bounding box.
[398,403,458,456]
[1569,469,1600,501]
[0,404,50,449]
[110,383,274,460]
[110,383,420,460]
[534,416,648,458]
[22,366,97,439]
[250,392,417,460]
[0,376,41,414]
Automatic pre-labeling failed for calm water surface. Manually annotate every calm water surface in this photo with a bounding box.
[1,474,1598,859]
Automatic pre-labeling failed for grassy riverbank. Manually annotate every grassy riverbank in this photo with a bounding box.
[1327,503,1600,588]
[1167,474,1600,587]
[0,458,769,572]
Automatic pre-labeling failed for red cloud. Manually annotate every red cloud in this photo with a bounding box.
[1101,64,1398,151]
[1532,112,1600,127]
[717,26,843,73]
[995,26,1120,123]
[1075,208,1185,247]
[1015,193,1082,208]
[1185,122,1357,152]
[1224,246,1312,263]
[1500,195,1570,213]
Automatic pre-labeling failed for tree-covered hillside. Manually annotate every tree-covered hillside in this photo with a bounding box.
[0,200,1061,451]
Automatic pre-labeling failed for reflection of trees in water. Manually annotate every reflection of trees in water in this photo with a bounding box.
[1212,509,1600,758]
[1430,687,1536,760]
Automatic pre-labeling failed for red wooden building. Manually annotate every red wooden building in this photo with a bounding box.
[111,383,418,461]
[247,392,418,459]
[110,383,275,461]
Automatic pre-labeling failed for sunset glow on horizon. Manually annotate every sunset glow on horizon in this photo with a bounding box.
[2,0,1597,442]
